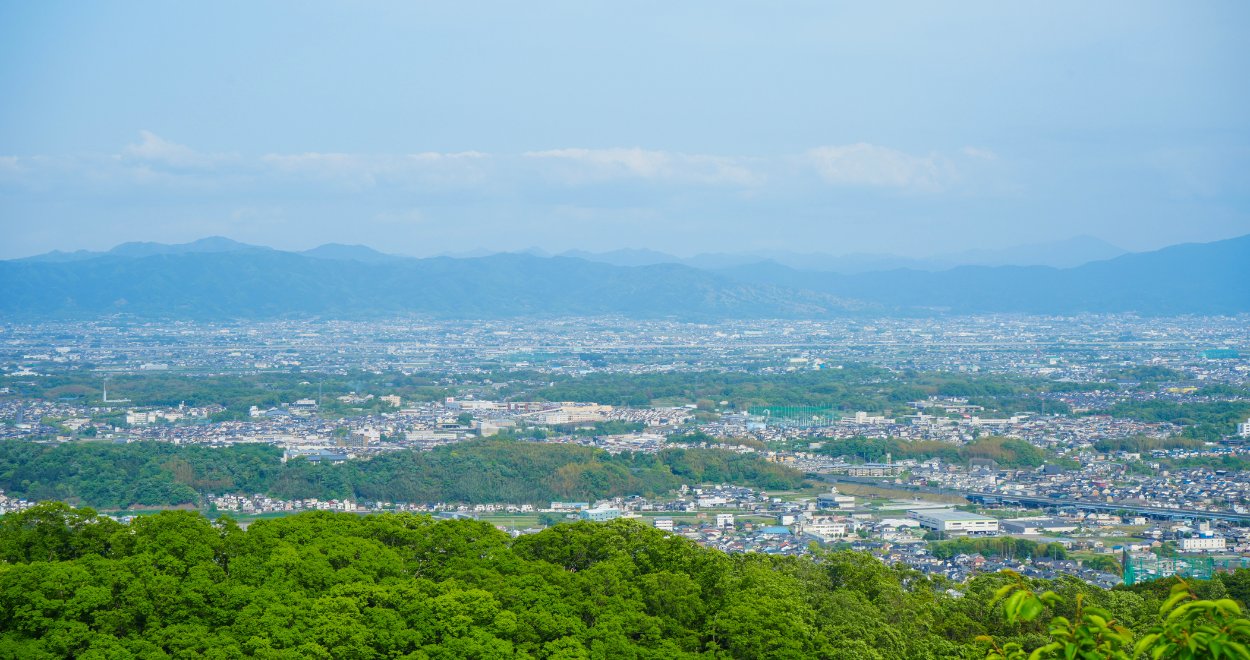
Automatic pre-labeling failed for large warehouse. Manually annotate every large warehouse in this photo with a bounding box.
[1000,518,1078,534]
[907,509,1000,534]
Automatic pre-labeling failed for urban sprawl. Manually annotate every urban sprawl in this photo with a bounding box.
[3,314,1249,589]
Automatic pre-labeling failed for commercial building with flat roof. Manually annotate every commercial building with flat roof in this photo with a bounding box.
[1000,518,1078,534]
[908,509,1000,534]
[1179,537,1226,552]
[579,507,620,522]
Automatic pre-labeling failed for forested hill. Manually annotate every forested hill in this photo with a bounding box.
[0,438,805,509]
[0,250,877,320]
[3,233,1246,318]
[0,505,1246,659]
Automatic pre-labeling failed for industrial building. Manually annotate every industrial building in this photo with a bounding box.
[1000,518,1078,534]
[578,507,621,522]
[907,509,1000,534]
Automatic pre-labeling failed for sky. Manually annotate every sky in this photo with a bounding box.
[1,1,1248,260]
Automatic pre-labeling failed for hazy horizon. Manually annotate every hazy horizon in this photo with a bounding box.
[2,2,1248,260]
[10,231,1143,262]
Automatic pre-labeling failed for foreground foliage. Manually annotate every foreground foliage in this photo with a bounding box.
[980,571,1250,660]
[3,503,1246,660]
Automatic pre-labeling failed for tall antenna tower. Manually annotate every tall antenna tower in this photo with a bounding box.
[101,376,130,404]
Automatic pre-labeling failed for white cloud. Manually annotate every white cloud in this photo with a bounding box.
[3,138,967,198]
[123,131,235,168]
[524,147,763,186]
[805,143,947,190]
[962,146,998,160]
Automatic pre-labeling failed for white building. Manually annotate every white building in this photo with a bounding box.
[1179,537,1226,552]
[817,488,857,509]
[798,519,847,538]
[653,517,674,531]
[716,513,734,528]
[125,411,157,425]
[579,507,620,522]
[853,411,887,424]
[1237,418,1250,438]
[907,509,1000,534]
[443,398,497,411]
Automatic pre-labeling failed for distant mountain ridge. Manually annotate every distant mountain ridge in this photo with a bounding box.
[18,237,406,265]
[4,234,1244,318]
[296,243,405,263]
[16,237,271,262]
[0,252,879,320]
[17,234,1126,273]
[557,235,1128,273]
[714,234,1250,316]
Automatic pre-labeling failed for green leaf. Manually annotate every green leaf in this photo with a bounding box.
[1216,599,1243,616]
[1019,596,1043,622]
[1161,592,1191,615]
[993,583,1018,604]
[1029,642,1063,660]
[1005,590,1026,623]
[1224,641,1250,660]
[1041,591,1066,606]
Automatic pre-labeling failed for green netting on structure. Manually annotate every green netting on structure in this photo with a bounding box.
[747,406,841,428]
[1123,554,1250,585]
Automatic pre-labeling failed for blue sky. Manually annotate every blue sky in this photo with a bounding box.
[1,1,1247,259]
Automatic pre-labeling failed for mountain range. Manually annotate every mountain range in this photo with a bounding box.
[714,234,1250,316]
[2,234,1245,319]
[558,235,1128,273]
[16,237,403,265]
[18,234,1127,273]
[0,251,876,320]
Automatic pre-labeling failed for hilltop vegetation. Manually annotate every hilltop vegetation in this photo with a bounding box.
[528,367,1049,413]
[2,503,1246,659]
[1094,399,1250,440]
[0,438,805,509]
[816,436,1047,469]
